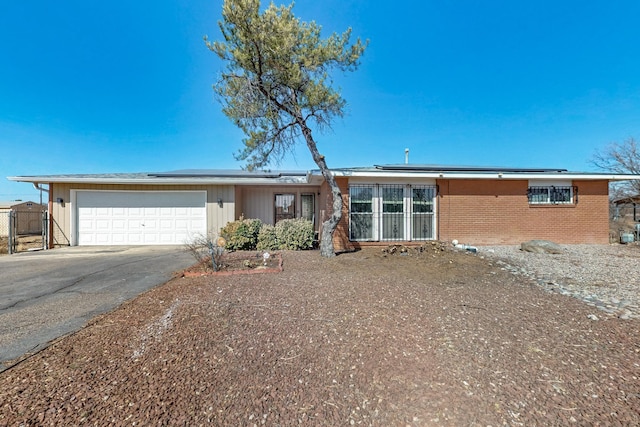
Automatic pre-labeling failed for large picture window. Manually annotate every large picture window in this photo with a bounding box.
[349,184,436,241]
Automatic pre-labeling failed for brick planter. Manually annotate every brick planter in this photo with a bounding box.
[182,252,283,277]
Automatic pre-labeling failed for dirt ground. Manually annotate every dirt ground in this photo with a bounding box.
[0,235,45,255]
[1,244,638,426]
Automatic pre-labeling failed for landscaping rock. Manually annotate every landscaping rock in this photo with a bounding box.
[520,239,563,254]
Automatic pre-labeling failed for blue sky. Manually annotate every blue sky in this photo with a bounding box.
[2,0,640,201]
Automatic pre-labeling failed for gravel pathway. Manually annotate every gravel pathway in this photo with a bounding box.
[481,244,640,320]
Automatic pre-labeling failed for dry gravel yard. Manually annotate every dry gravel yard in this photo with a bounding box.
[0,243,639,426]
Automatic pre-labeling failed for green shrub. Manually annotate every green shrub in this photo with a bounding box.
[220,217,263,250]
[275,218,314,250]
[256,224,279,251]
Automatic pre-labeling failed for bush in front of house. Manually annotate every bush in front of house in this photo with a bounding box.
[256,224,279,250]
[274,218,314,250]
[220,217,263,251]
[222,217,315,251]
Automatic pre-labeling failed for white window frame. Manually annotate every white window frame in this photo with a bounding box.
[349,184,436,242]
[349,185,375,241]
[527,180,575,205]
[411,186,436,240]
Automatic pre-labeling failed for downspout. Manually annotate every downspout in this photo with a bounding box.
[33,183,52,249]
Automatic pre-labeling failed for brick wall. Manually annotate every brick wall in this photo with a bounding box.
[437,179,610,245]
[320,177,356,253]
[328,178,610,248]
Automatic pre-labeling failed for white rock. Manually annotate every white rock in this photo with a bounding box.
[618,310,632,320]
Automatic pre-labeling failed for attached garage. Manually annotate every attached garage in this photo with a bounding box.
[74,190,207,245]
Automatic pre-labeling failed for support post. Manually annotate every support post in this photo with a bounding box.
[8,211,14,255]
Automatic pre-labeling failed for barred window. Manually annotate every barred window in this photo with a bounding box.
[349,184,437,241]
[527,186,576,205]
[349,186,374,240]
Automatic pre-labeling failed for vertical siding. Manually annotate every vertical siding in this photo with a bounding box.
[239,185,321,229]
[208,185,236,237]
[50,184,71,246]
[241,187,274,224]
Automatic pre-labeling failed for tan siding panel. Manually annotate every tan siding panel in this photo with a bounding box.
[51,184,71,246]
[241,188,273,224]
[208,185,236,236]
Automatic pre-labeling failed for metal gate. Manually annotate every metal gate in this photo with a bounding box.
[7,209,48,254]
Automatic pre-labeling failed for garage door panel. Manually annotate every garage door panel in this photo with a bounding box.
[159,234,174,244]
[96,233,111,244]
[175,207,189,216]
[112,220,126,231]
[77,191,207,246]
[174,219,188,230]
[191,220,206,230]
[127,220,143,231]
[79,218,93,230]
[127,234,142,244]
[111,233,127,244]
[79,234,94,245]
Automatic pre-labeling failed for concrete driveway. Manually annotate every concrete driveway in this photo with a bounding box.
[0,246,195,370]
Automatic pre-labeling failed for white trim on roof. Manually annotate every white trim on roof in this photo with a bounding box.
[8,176,317,186]
[8,168,640,185]
[324,170,640,181]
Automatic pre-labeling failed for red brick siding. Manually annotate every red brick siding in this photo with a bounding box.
[320,177,356,252]
[437,179,609,245]
[329,179,610,247]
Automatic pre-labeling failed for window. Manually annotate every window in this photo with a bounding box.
[350,186,374,240]
[275,194,296,222]
[527,186,576,205]
[382,185,404,240]
[349,184,436,241]
[412,186,435,239]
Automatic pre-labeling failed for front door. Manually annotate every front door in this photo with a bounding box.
[301,193,315,225]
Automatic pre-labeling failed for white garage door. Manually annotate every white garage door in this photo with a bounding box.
[76,191,207,245]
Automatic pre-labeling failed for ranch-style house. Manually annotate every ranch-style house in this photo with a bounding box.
[8,164,638,251]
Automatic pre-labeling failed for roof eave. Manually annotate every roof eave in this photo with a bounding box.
[7,176,314,186]
[324,170,640,181]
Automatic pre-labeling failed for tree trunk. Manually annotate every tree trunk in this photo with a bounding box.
[298,121,342,257]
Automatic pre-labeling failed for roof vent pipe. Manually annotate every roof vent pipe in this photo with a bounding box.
[404,148,409,164]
